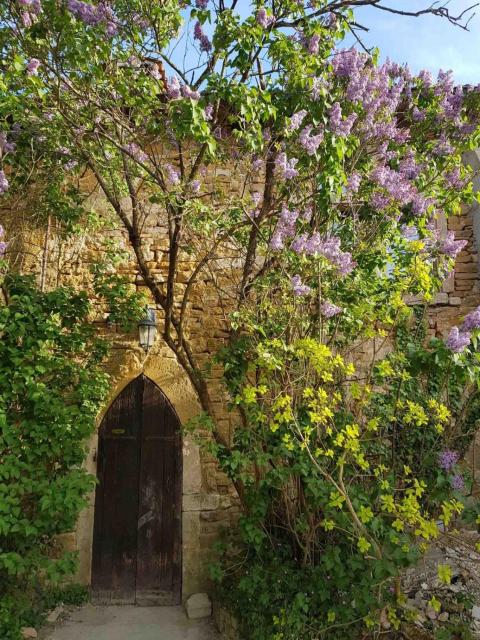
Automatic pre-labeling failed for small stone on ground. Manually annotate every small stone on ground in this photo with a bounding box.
[186,593,213,619]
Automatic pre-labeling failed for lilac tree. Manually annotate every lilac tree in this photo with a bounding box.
[2,1,480,637]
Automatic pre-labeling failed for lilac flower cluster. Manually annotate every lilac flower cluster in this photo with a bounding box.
[291,275,311,296]
[445,167,468,190]
[445,326,471,353]
[308,34,320,55]
[166,76,200,101]
[165,164,180,185]
[195,0,208,7]
[346,172,361,194]
[0,225,6,256]
[270,205,299,250]
[316,236,355,275]
[67,0,117,36]
[439,449,459,471]
[204,104,214,120]
[444,303,480,354]
[274,152,298,180]
[26,58,40,75]
[150,64,162,81]
[0,170,9,194]
[288,110,307,132]
[124,142,148,164]
[0,133,16,156]
[451,474,465,491]
[320,301,342,317]
[289,233,355,275]
[441,230,467,259]
[328,102,357,137]
[434,134,454,157]
[369,163,429,216]
[299,125,324,155]
[332,48,366,78]
[256,8,274,28]
[193,21,212,53]
[398,152,421,180]
[462,306,480,331]
[189,179,201,193]
[18,0,41,27]
[183,85,200,100]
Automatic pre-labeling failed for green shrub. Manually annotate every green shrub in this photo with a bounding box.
[0,275,109,639]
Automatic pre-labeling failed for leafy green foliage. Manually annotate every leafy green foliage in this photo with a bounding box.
[0,276,109,639]
[209,314,480,640]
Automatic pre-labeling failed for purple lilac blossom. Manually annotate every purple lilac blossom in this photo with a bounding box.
[450,474,465,491]
[0,170,9,194]
[275,152,298,180]
[204,104,214,120]
[412,107,426,122]
[150,64,162,81]
[332,48,366,78]
[434,134,454,157]
[318,237,356,275]
[167,76,181,99]
[193,21,212,52]
[445,167,467,189]
[320,301,342,317]
[308,34,320,55]
[68,0,117,34]
[182,85,200,100]
[398,152,421,179]
[189,179,201,193]
[288,110,307,132]
[346,172,361,193]
[370,192,391,211]
[252,158,263,172]
[370,164,416,207]
[299,125,324,155]
[291,275,311,296]
[26,58,40,75]
[0,225,6,256]
[270,205,299,249]
[418,69,433,88]
[462,306,480,331]
[165,164,180,185]
[256,8,274,28]
[439,450,459,471]
[445,326,471,353]
[21,11,33,26]
[124,143,148,163]
[195,0,208,6]
[441,230,467,259]
[0,133,16,155]
[328,102,357,137]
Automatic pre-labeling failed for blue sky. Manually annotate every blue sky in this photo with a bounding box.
[348,1,480,84]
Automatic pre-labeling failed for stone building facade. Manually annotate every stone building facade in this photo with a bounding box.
[3,150,480,602]
[3,165,247,602]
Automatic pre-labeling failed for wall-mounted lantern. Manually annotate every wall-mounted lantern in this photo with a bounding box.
[138,308,157,353]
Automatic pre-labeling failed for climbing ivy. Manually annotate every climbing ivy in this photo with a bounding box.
[0,274,109,639]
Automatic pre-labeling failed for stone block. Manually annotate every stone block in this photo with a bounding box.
[21,629,37,639]
[185,592,212,619]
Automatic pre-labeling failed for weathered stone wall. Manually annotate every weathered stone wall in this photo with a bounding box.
[2,164,250,601]
[4,150,480,601]
[429,150,480,493]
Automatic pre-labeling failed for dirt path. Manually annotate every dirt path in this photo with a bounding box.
[43,604,220,640]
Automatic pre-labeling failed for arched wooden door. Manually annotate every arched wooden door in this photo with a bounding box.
[91,375,182,605]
